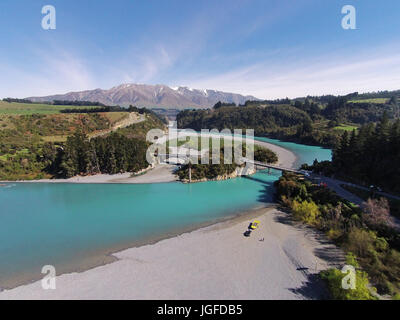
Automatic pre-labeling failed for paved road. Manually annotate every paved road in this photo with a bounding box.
[310,174,365,206]
[310,174,400,229]
[339,183,400,202]
[310,174,400,204]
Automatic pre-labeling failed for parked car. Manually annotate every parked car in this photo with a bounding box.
[249,220,260,230]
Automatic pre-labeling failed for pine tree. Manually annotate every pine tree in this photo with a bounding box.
[389,96,398,106]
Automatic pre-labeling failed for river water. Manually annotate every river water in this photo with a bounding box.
[0,137,331,288]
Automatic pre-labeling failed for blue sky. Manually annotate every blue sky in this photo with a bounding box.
[0,0,399,99]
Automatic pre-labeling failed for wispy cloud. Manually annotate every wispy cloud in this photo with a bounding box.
[107,1,262,87]
[2,43,399,100]
[42,50,95,91]
[0,48,95,98]
[115,45,176,84]
[181,46,400,99]
[1,1,399,100]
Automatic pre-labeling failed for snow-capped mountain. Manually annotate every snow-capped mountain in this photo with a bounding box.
[27,84,259,109]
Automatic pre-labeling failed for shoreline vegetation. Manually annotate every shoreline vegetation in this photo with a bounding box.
[0,136,288,184]
[302,115,400,196]
[275,172,400,299]
[175,141,278,183]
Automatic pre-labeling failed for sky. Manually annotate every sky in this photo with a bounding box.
[0,0,399,99]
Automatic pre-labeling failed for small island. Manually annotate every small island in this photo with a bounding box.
[175,145,278,182]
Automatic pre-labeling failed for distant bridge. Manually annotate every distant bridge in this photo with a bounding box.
[156,153,302,174]
[245,160,302,174]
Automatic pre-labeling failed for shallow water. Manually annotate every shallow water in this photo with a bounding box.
[254,136,332,167]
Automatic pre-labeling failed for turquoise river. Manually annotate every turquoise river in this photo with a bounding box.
[0,137,331,288]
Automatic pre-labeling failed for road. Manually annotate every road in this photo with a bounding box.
[310,174,400,229]
[310,174,400,204]
[310,174,365,206]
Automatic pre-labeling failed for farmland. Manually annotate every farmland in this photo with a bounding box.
[0,100,100,115]
[333,124,359,131]
[348,98,389,104]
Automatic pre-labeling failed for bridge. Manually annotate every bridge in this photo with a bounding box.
[245,160,302,174]
[155,153,302,174]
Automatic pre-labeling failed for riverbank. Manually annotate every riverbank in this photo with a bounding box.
[0,206,344,300]
[0,138,296,184]
[0,164,178,184]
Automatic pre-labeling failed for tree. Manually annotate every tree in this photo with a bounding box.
[389,96,398,106]
[328,119,339,128]
[291,199,320,225]
[320,264,376,300]
[54,132,148,178]
[362,198,394,228]
[376,111,390,142]
[294,100,302,109]
[41,142,58,164]
[333,131,349,171]
[213,101,222,109]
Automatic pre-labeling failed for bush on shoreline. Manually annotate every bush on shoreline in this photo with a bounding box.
[274,172,400,298]
[320,253,376,300]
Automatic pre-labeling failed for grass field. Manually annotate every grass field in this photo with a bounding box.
[333,124,358,131]
[0,101,100,115]
[103,112,128,124]
[40,135,69,143]
[348,98,389,104]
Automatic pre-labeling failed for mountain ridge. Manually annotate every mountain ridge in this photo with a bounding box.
[27,84,259,109]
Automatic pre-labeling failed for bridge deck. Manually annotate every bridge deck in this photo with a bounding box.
[157,154,301,173]
[246,161,301,173]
